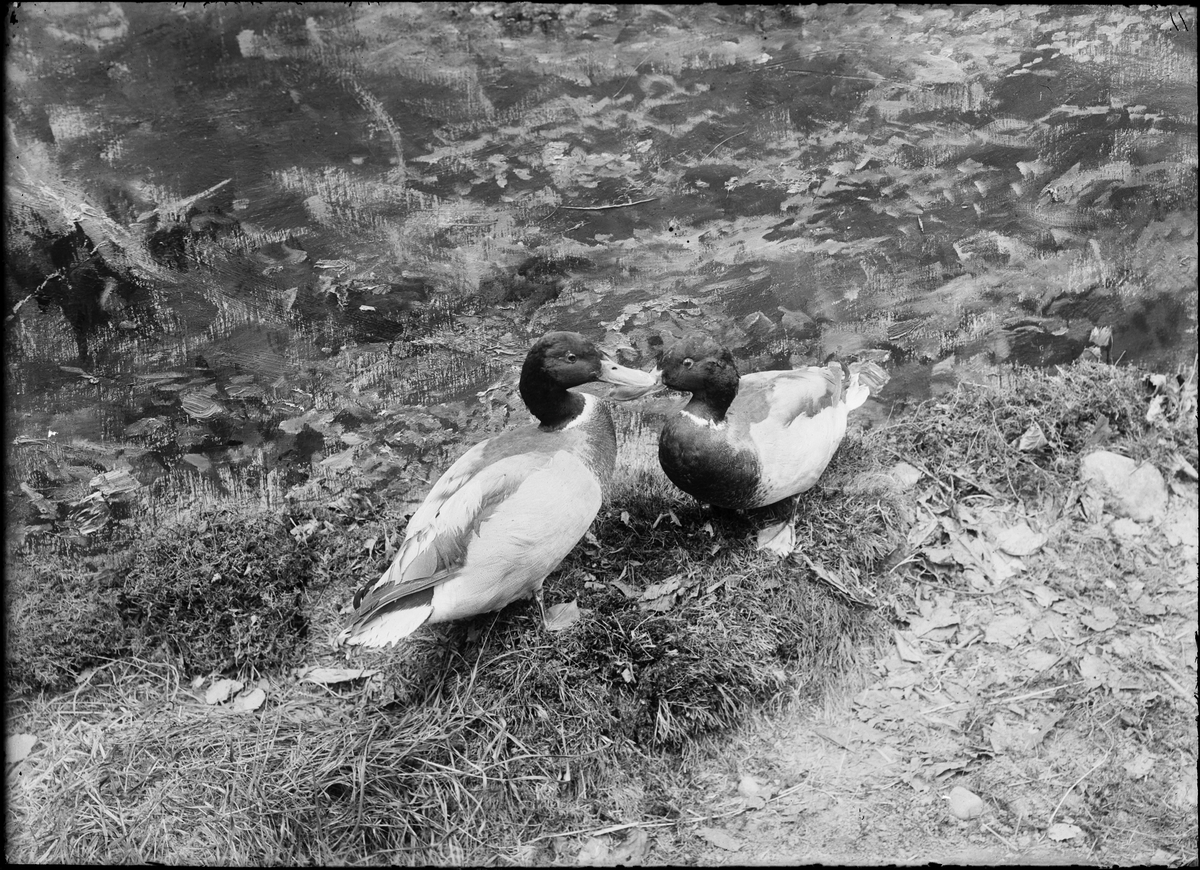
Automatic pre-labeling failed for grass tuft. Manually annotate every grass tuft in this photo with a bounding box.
[121,506,315,676]
[4,552,135,696]
[885,361,1198,502]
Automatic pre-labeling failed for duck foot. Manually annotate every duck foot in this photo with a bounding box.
[534,585,548,629]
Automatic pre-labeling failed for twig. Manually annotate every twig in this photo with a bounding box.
[1046,750,1110,829]
[560,197,659,212]
[983,823,1016,851]
[702,130,745,160]
[922,679,1086,718]
[994,679,1086,708]
[529,782,806,843]
[881,446,1004,500]
[1157,671,1196,706]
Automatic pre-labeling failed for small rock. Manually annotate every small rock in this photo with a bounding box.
[887,461,922,491]
[778,306,817,337]
[741,311,778,339]
[1110,516,1144,540]
[948,785,984,820]
[1079,451,1167,522]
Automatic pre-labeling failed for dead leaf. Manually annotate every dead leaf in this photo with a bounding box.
[1023,649,1060,672]
[1047,822,1082,841]
[1080,605,1118,632]
[756,520,795,557]
[909,606,959,637]
[610,579,638,599]
[576,837,609,866]
[983,613,1030,648]
[544,600,581,631]
[994,521,1047,556]
[232,687,267,713]
[1016,422,1048,451]
[705,574,739,595]
[988,548,1025,581]
[894,630,926,663]
[609,828,649,865]
[299,667,379,685]
[1123,752,1155,780]
[639,574,683,611]
[922,545,956,565]
[928,759,969,779]
[1135,596,1166,617]
[1029,585,1059,608]
[907,514,940,550]
[1078,653,1110,687]
[6,734,37,765]
[205,678,244,705]
[697,827,742,851]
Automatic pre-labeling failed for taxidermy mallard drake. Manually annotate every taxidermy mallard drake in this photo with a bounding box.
[340,331,656,647]
[656,334,888,510]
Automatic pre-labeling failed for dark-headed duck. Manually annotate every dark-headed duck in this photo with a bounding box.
[340,331,656,647]
[656,335,887,510]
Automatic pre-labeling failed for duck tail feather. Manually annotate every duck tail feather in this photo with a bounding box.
[339,586,436,647]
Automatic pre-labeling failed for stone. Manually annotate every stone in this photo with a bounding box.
[1079,451,1167,523]
[740,310,778,339]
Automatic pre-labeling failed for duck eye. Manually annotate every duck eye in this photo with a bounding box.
[566,352,577,363]
[683,358,694,369]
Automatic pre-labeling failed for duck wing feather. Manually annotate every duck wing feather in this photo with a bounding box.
[735,365,845,427]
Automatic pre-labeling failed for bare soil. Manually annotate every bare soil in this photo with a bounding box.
[627,489,1199,866]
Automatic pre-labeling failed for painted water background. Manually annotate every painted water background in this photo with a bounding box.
[5,3,1197,547]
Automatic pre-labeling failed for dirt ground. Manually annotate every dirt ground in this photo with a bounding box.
[574,484,1198,867]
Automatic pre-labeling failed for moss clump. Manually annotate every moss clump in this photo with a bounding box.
[5,552,136,696]
[122,506,314,676]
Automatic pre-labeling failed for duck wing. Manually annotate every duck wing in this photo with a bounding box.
[735,365,845,427]
[341,442,597,645]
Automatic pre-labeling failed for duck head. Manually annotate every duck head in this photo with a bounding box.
[660,334,740,421]
[520,331,656,428]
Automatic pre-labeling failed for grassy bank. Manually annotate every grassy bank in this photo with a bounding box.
[5,360,1197,864]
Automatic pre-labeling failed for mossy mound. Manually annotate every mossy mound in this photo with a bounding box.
[5,552,135,696]
[122,506,315,675]
[7,505,316,694]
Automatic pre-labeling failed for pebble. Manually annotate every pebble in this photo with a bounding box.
[1078,451,1167,522]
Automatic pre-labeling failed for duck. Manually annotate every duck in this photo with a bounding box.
[339,331,657,647]
[655,334,888,510]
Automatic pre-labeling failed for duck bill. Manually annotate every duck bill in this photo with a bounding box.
[600,358,663,401]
